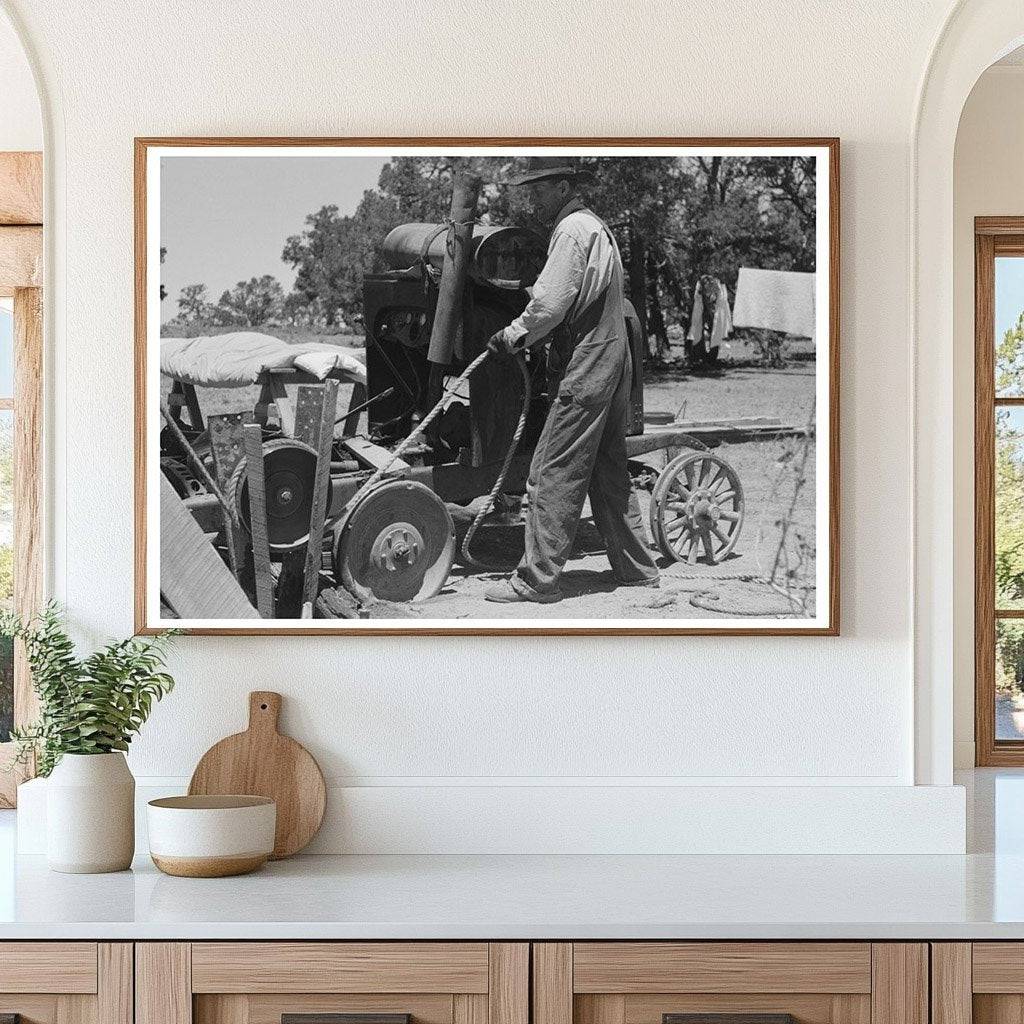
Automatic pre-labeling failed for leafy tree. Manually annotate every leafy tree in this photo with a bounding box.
[996,314,1024,611]
[216,275,284,327]
[176,283,212,323]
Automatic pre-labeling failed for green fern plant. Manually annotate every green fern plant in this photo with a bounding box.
[0,603,178,777]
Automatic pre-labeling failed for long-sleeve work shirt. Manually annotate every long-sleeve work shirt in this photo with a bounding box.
[502,197,626,349]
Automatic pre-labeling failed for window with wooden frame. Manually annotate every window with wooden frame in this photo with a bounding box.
[0,151,43,806]
[976,217,1024,765]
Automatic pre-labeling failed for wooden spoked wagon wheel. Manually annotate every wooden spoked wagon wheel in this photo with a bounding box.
[649,451,744,565]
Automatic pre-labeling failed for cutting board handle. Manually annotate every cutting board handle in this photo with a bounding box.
[248,691,282,734]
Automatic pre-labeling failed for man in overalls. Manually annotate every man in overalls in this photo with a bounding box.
[484,157,660,604]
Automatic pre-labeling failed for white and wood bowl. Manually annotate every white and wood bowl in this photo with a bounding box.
[147,795,276,877]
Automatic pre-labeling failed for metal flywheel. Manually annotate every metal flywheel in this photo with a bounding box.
[227,438,334,553]
[334,479,455,604]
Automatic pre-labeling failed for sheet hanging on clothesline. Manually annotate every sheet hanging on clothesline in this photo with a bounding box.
[731,267,816,343]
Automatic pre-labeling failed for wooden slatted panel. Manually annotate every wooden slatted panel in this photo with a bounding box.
[974,995,1024,1024]
[0,153,42,225]
[191,942,489,994]
[0,943,97,993]
[136,943,191,1024]
[870,945,927,1024]
[573,943,872,994]
[973,944,1024,992]
[576,995,625,1024]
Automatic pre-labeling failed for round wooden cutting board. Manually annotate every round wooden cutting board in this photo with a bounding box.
[188,691,326,859]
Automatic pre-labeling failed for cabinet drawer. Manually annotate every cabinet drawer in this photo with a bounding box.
[534,944,926,1024]
[572,943,872,994]
[139,942,528,1024]
[0,942,130,1024]
[0,942,98,993]
[191,942,490,993]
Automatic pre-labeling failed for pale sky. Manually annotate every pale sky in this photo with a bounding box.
[997,256,1024,341]
[159,155,386,321]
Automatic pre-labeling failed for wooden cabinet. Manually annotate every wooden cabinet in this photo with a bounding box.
[532,944,928,1024]
[0,942,132,1024]
[931,943,1024,1024]
[136,943,528,1024]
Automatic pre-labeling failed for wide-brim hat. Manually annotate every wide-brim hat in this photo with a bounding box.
[506,156,595,186]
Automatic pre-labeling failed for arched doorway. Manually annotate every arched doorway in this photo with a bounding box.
[914,0,1024,785]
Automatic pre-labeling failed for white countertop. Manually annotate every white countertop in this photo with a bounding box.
[1,769,1021,941]
[1,849,1023,940]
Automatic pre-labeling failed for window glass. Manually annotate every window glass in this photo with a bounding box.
[996,256,1024,397]
[997,619,1024,740]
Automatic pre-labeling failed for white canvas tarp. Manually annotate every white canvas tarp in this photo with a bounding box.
[731,267,816,343]
[160,332,367,388]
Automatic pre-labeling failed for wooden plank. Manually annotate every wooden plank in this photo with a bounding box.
[573,943,871,994]
[159,473,259,619]
[0,996,60,1024]
[13,287,42,720]
[454,995,487,1024]
[55,994,95,1024]
[137,943,192,1024]
[342,436,409,473]
[576,996,625,1024]
[974,995,1024,1024]
[623,994,836,1024]
[0,225,42,293]
[972,943,1024,992]
[534,944,573,1024]
[302,380,337,612]
[0,942,97,993]
[193,995,248,1024]
[191,942,489,994]
[931,945,971,1024]
[489,943,528,1024]
[243,423,274,617]
[870,945,927,1024]
[98,944,133,1024]
[0,152,42,224]
[831,996,872,1024]
[269,376,295,436]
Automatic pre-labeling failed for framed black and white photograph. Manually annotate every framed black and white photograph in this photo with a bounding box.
[135,138,839,635]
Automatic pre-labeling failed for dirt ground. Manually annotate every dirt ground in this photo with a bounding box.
[159,335,819,622]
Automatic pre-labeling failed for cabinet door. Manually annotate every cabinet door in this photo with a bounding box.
[0,942,132,1024]
[137,942,528,1024]
[936,943,1024,1024]
[534,944,927,1024]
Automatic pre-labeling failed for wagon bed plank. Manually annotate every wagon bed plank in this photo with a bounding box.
[159,474,259,620]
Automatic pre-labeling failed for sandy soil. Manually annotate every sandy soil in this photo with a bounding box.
[159,335,820,622]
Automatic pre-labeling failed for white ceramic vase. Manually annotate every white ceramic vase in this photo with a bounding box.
[46,752,135,873]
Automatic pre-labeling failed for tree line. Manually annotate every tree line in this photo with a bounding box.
[162,154,816,346]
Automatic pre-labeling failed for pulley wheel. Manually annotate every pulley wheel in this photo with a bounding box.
[334,480,455,603]
[228,438,333,553]
[649,451,744,565]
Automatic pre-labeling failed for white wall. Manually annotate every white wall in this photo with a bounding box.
[1,0,974,851]
[952,64,1024,768]
[0,9,40,151]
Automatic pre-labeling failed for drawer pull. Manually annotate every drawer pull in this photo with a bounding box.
[283,1016,411,1024]
[665,1016,796,1024]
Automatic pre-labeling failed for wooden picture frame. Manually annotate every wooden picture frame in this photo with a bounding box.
[135,137,840,636]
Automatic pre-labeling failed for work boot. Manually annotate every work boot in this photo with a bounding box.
[615,576,660,589]
[485,579,563,604]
